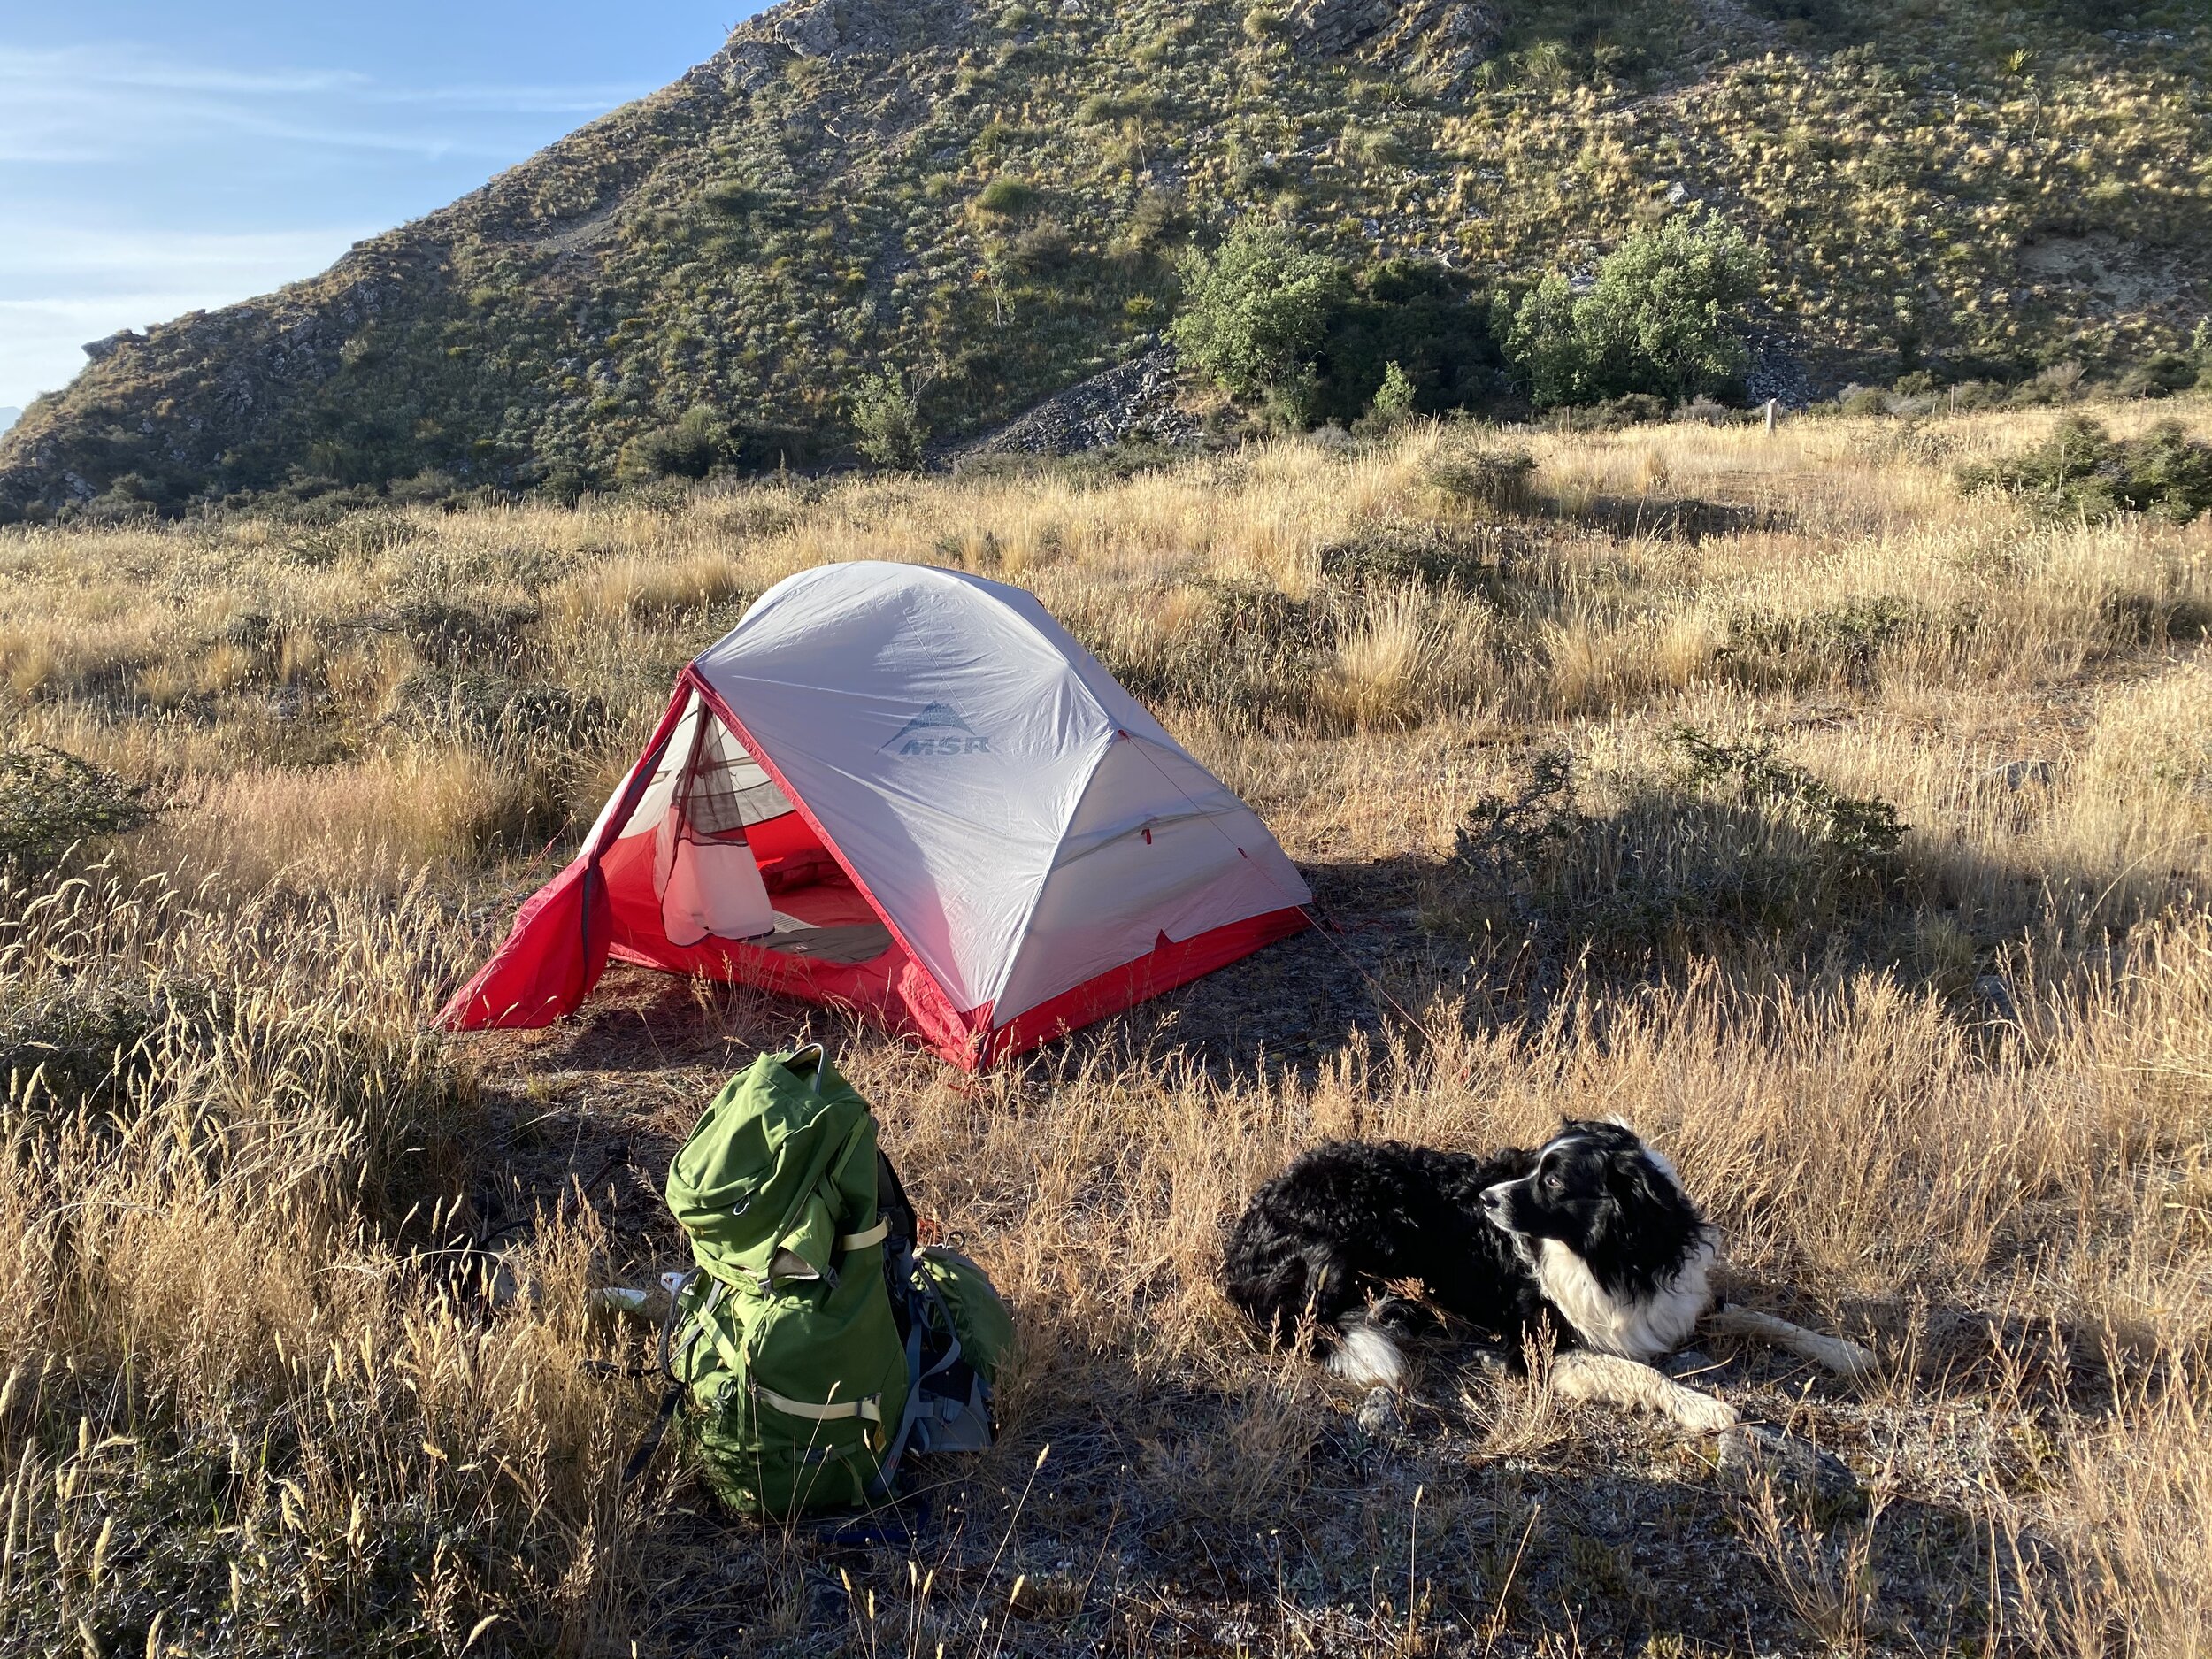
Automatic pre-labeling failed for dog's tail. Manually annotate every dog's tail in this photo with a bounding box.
[1324,1313,1407,1389]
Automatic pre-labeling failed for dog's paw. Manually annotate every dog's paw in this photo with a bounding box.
[1717,1422,1860,1506]
[1355,1386,1407,1441]
[1326,1321,1407,1390]
[1453,1344,1510,1381]
[1807,1333,1881,1382]
[1666,1386,1741,1436]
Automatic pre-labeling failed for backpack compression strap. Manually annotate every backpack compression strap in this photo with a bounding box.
[863,1261,968,1502]
[620,1270,718,1488]
[754,1384,884,1425]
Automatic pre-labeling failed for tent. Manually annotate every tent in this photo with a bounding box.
[437,561,1310,1067]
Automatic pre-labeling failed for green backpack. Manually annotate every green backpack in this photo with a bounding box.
[645,1044,1013,1516]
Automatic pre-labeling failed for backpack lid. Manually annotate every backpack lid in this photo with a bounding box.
[666,1046,879,1285]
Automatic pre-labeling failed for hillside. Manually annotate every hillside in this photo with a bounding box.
[2,0,2208,517]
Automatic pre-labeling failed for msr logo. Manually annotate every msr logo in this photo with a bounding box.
[883,702,990,757]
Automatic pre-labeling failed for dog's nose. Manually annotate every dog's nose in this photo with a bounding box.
[1480,1186,1507,1216]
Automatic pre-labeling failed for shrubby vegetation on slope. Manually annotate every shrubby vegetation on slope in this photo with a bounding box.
[0,0,2207,518]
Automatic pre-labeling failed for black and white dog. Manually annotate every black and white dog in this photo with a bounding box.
[1222,1120,1873,1432]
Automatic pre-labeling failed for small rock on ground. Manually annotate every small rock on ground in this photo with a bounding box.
[1717,1421,1860,1507]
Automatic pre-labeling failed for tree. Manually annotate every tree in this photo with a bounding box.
[1501,214,1764,408]
[851,369,929,471]
[1354,362,1417,435]
[1170,221,1349,414]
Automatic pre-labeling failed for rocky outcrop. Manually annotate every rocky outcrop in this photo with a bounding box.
[1286,0,1505,86]
[956,349,1202,459]
[80,330,146,365]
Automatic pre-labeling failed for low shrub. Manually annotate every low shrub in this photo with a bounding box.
[396,672,611,758]
[1433,730,1906,960]
[2117,353,2200,400]
[1351,362,1417,436]
[617,406,727,482]
[392,599,539,669]
[1423,446,1538,515]
[1315,518,1491,588]
[1958,417,2212,525]
[1544,392,1670,431]
[1724,595,1940,684]
[0,747,157,879]
[0,973,217,1118]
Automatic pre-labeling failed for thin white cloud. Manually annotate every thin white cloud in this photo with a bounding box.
[0,43,649,162]
[30,56,373,96]
[0,226,373,288]
[0,38,659,408]
[0,225,374,408]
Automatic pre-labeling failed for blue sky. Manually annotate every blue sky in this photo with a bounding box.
[0,1,769,415]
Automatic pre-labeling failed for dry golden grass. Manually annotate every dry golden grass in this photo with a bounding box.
[2,400,2209,1655]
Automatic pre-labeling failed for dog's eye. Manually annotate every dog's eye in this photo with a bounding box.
[1543,1173,1563,1192]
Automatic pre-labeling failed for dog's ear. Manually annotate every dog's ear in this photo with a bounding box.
[1603,1145,1670,1214]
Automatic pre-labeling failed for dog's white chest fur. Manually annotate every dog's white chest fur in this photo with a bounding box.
[1536,1235,1716,1362]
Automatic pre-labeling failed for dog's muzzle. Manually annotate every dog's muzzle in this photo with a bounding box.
[1479,1183,1514,1225]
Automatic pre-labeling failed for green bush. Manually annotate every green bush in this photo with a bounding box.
[1170,222,1349,410]
[702,177,759,216]
[1499,213,1764,409]
[1957,417,2212,525]
[851,369,928,470]
[1007,219,1075,274]
[1354,362,1417,435]
[0,747,157,879]
[617,406,726,482]
[1666,726,1905,864]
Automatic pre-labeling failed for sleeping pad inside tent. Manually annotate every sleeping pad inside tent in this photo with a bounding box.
[436,560,1311,1068]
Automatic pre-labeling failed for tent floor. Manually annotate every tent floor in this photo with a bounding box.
[751,873,893,964]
